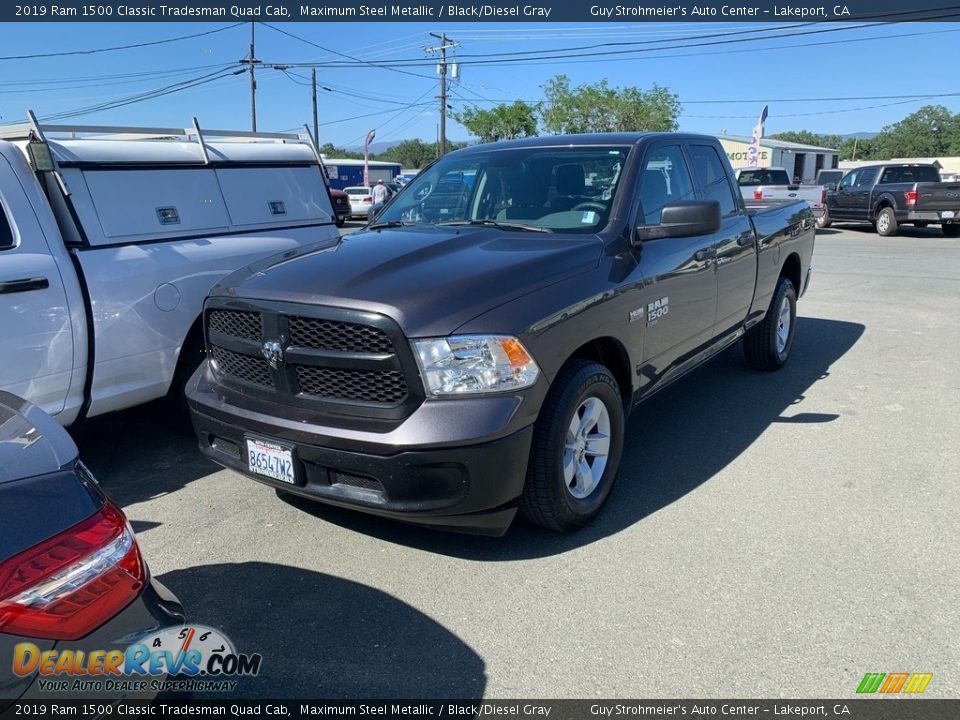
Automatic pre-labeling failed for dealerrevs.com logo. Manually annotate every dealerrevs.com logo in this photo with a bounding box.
[856,672,933,694]
[13,625,261,694]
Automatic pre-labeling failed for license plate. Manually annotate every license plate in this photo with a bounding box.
[942,210,956,219]
[245,438,295,484]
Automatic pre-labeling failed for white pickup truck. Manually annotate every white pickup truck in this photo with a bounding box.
[735,166,827,221]
[0,115,339,425]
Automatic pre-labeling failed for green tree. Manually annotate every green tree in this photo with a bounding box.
[769,130,844,150]
[318,142,362,160]
[377,139,436,168]
[870,105,960,158]
[453,101,538,143]
[539,75,680,134]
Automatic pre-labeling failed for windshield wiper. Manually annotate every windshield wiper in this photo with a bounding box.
[437,219,553,233]
[368,220,420,230]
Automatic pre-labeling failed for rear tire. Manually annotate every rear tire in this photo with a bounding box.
[519,360,625,532]
[816,209,832,229]
[875,206,898,237]
[743,276,797,372]
[942,224,960,238]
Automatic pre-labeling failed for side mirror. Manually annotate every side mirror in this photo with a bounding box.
[633,200,721,244]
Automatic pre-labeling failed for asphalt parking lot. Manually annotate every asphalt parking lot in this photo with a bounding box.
[71,223,959,699]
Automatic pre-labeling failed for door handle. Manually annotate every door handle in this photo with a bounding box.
[0,276,49,295]
[694,248,717,262]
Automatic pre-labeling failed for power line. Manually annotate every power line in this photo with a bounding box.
[0,24,244,61]
[260,22,435,80]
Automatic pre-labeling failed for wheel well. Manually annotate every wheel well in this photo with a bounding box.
[173,315,204,379]
[568,337,632,410]
[781,252,802,294]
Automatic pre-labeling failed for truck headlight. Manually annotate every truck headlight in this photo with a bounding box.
[412,335,540,396]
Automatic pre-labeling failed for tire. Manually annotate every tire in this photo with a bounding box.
[336,216,345,228]
[519,360,625,532]
[943,224,960,238]
[875,206,898,237]
[816,208,832,229]
[743,276,797,372]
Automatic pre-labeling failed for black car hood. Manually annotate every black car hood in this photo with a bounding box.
[212,226,602,337]
[0,391,77,484]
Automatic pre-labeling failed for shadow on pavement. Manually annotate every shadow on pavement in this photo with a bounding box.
[70,399,218,507]
[160,562,486,699]
[280,317,865,560]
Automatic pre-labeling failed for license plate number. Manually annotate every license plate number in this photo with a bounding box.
[246,438,295,484]
[942,210,956,219]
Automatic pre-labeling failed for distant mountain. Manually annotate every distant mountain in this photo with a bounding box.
[841,132,878,140]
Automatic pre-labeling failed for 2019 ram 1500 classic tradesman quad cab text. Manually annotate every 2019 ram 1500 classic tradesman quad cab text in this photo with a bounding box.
[186,133,815,535]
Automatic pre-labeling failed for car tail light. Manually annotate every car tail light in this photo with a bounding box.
[0,500,145,640]
[753,190,763,200]
[905,190,918,208]
[820,189,826,208]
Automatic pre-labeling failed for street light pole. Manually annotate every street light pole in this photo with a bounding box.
[311,68,319,145]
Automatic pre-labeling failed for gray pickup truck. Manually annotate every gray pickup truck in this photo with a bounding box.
[186,133,815,536]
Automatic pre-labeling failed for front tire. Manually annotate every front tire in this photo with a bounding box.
[942,224,960,238]
[816,208,832,229]
[743,276,797,371]
[519,360,625,532]
[876,206,898,237]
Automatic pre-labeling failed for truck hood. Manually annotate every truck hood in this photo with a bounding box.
[212,226,602,337]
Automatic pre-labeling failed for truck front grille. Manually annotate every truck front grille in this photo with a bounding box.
[208,309,262,341]
[210,345,273,389]
[288,316,393,353]
[205,302,421,419]
[295,366,407,403]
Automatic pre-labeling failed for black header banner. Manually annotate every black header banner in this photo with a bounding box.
[2,700,959,720]
[3,1,960,22]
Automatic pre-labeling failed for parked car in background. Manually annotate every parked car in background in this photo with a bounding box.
[187,132,815,536]
[0,117,340,426]
[0,390,184,705]
[735,166,827,222]
[329,188,351,227]
[822,163,960,236]
[343,186,375,218]
[814,168,844,192]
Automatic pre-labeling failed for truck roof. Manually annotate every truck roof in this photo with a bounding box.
[449,132,722,154]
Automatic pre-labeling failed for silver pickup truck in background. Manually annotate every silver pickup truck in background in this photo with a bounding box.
[735,167,827,223]
[0,115,339,425]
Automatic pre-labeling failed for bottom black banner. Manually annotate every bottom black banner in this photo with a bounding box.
[1,700,956,720]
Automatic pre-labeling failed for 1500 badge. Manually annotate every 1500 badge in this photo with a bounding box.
[647,297,669,325]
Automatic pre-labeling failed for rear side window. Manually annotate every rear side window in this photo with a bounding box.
[880,166,941,184]
[0,200,14,250]
[738,169,791,186]
[690,145,738,216]
[638,145,695,225]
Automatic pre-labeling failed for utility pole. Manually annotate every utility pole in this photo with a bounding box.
[311,68,319,146]
[240,22,260,131]
[426,33,457,158]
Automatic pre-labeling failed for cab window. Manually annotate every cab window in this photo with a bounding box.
[690,145,738,216]
[838,171,858,190]
[638,145,695,225]
[0,201,15,251]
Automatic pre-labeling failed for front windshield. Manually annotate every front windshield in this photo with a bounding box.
[373,145,630,233]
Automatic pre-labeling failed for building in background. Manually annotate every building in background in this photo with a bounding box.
[321,158,403,190]
[718,135,839,182]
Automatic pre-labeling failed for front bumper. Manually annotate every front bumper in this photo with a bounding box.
[186,366,536,536]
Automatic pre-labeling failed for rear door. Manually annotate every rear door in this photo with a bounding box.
[0,156,74,417]
[636,143,718,384]
[689,142,757,336]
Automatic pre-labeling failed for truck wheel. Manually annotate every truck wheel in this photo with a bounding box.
[816,209,832,229]
[943,224,960,238]
[743,276,797,372]
[875,207,898,237]
[519,360,625,532]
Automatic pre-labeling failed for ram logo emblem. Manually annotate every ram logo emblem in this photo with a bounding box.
[261,340,285,370]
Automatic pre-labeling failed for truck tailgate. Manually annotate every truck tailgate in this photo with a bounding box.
[914,182,960,213]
